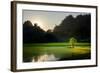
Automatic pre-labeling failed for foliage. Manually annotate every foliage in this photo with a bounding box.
[23,14,91,43]
[53,14,91,42]
[69,37,77,48]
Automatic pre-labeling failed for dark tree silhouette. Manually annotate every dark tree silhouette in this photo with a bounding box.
[53,14,91,42]
[23,14,91,43]
[23,20,46,43]
[23,21,59,43]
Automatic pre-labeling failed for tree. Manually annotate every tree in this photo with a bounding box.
[69,37,77,48]
[47,29,52,33]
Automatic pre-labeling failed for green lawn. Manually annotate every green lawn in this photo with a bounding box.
[23,43,91,62]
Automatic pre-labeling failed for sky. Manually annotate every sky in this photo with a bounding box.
[23,10,89,31]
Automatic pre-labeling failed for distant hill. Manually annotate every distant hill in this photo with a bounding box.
[23,14,91,43]
[53,14,91,42]
[23,20,58,43]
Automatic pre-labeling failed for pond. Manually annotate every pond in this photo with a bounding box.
[31,53,60,62]
[23,43,91,62]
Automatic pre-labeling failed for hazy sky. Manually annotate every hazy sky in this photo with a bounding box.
[23,10,89,31]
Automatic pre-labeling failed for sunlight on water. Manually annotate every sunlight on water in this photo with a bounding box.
[32,54,59,62]
[71,47,90,54]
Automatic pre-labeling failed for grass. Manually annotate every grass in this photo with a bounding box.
[23,42,91,62]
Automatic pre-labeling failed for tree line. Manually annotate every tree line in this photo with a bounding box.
[23,14,91,43]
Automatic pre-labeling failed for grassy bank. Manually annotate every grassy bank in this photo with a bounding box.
[23,42,90,62]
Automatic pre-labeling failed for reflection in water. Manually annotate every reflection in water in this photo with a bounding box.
[32,54,59,62]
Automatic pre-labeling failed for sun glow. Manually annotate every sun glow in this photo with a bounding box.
[31,20,44,29]
[33,21,42,27]
[31,20,48,31]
